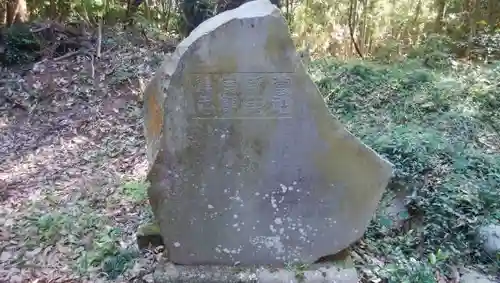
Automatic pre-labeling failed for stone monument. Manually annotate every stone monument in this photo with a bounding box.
[143,0,392,271]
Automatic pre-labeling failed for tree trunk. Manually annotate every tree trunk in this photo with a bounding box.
[487,0,498,29]
[348,0,363,58]
[389,0,396,37]
[434,0,446,33]
[144,0,151,21]
[6,0,28,27]
[164,0,173,31]
[49,0,56,19]
[285,0,289,25]
[358,0,368,55]
[409,0,422,46]
[364,0,376,54]
[1,1,6,25]
[465,0,479,58]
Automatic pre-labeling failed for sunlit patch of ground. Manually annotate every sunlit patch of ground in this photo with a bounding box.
[0,30,167,282]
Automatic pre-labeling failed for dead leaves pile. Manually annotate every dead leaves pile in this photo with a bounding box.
[0,28,169,283]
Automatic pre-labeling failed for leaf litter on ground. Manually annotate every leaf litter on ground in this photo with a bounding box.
[0,27,168,283]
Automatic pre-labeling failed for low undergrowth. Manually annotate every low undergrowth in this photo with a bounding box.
[310,58,500,281]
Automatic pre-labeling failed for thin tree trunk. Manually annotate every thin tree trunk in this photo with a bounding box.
[49,0,56,19]
[285,0,289,25]
[164,0,173,31]
[144,0,151,21]
[487,0,497,29]
[358,0,368,55]
[409,0,422,45]
[389,0,396,37]
[348,0,363,58]
[364,0,376,54]
[434,0,446,33]
[465,0,478,58]
[96,17,102,58]
[0,1,6,25]
[6,0,28,27]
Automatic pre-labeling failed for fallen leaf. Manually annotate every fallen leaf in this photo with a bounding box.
[25,247,42,259]
[0,251,12,262]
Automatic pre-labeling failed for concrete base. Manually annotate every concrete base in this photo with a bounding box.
[153,262,358,283]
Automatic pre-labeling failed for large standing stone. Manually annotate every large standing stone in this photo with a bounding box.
[143,0,392,266]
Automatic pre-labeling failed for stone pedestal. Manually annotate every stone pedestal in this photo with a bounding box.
[153,262,358,283]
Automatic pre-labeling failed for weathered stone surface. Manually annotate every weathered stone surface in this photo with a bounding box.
[478,224,500,256]
[216,0,281,14]
[143,0,392,266]
[460,270,495,283]
[153,262,358,283]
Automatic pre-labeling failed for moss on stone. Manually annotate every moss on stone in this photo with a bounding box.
[136,222,163,249]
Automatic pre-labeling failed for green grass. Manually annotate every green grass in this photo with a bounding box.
[121,180,150,203]
[11,179,155,281]
[19,200,139,280]
[310,58,500,281]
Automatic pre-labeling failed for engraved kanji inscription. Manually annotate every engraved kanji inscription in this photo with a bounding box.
[221,75,239,115]
[271,75,292,115]
[241,75,265,116]
[190,73,293,119]
[193,75,215,115]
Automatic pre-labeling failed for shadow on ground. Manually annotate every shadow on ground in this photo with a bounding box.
[0,30,167,282]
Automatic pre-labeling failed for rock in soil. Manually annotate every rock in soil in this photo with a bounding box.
[478,224,500,256]
[460,269,495,283]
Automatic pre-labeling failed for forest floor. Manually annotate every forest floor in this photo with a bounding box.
[1,29,499,283]
[0,29,167,282]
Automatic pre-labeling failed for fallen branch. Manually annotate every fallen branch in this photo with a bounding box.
[96,18,103,59]
[53,49,90,61]
[90,53,95,79]
[30,26,50,33]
